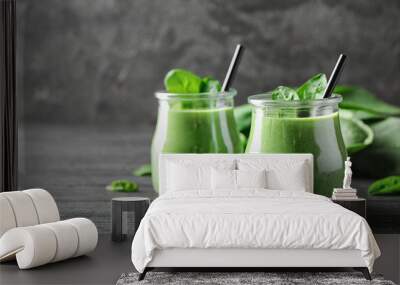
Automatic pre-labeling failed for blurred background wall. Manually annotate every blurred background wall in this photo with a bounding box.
[17,0,400,126]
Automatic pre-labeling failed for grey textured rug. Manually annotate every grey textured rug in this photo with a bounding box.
[116,272,395,285]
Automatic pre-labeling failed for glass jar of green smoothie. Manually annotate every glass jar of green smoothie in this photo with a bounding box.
[151,90,242,192]
[246,93,347,197]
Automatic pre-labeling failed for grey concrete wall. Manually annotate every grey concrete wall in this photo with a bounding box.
[17,0,400,125]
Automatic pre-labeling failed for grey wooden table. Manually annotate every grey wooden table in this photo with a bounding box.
[17,124,400,234]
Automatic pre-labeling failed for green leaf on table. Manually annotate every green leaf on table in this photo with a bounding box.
[200,76,221,93]
[297,73,327,100]
[133,164,152,177]
[339,110,374,154]
[334,85,400,117]
[234,104,252,136]
[368,176,400,196]
[271,86,299,101]
[106,180,139,192]
[164,69,203,93]
[352,117,400,178]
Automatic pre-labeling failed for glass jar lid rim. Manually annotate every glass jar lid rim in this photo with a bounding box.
[248,93,342,106]
[155,88,237,99]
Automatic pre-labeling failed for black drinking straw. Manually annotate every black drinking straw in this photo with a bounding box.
[221,44,244,92]
[323,54,347,98]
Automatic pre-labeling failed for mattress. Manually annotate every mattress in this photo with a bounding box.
[131,190,380,273]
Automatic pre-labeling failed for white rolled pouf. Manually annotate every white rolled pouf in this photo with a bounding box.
[23,189,60,224]
[0,196,17,237]
[42,221,79,262]
[0,218,98,269]
[0,226,57,269]
[65,218,98,257]
[0,192,39,227]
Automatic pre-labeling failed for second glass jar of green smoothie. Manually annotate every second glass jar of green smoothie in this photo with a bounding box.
[246,93,347,197]
[151,90,242,192]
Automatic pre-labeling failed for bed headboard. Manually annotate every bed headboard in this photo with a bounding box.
[158,153,313,195]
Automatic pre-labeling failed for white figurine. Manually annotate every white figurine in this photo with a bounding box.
[342,157,353,189]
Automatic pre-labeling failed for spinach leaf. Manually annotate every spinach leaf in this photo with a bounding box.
[106,180,139,192]
[164,69,203,93]
[201,76,221,92]
[339,110,374,154]
[368,176,400,196]
[297,73,327,100]
[239,132,247,152]
[346,109,387,122]
[271,86,299,101]
[352,117,400,178]
[334,85,400,116]
[133,164,152,177]
[234,104,252,136]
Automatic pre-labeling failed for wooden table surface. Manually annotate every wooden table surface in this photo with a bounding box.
[18,123,400,234]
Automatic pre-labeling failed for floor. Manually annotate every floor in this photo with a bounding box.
[0,235,133,285]
[0,235,386,285]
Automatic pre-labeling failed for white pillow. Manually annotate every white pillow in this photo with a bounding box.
[237,158,310,192]
[266,162,308,191]
[211,168,236,191]
[236,169,267,189]
[211,169,268,191]
[166,162,211,192]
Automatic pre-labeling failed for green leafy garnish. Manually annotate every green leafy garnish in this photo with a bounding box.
[200,76,221,92]
[106,180,139,192]
[368,176,400,196]
[335,85,400,117]
[164,69,222,109]
[269,73,327,101]
[164,69,203,93]
[133,164,152,177]
[164,69,221,94]
[339,110,374,154]
[271,86,299,101]
[296,73,327,100]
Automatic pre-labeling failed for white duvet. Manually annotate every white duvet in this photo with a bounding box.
[131,190,380,272]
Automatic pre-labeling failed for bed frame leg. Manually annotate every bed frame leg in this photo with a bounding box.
[138,268,148,281]
[354,267,371,280]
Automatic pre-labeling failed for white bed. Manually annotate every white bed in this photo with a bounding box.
[131,154,380,280]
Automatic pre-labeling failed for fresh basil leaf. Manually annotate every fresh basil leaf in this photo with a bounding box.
[297,73,327,100]
[339,110,374,154]
[133,164,152,177]
[271,86,299,101]
[106,180,139,192]
[164,69,203,93]
[335,85,400,116]
[352,117,400,178]
[368,176,400,196]
[201,76,221,92]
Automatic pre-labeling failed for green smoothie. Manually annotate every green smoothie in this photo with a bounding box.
[151,106,242,191]
[246,111,347,197]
